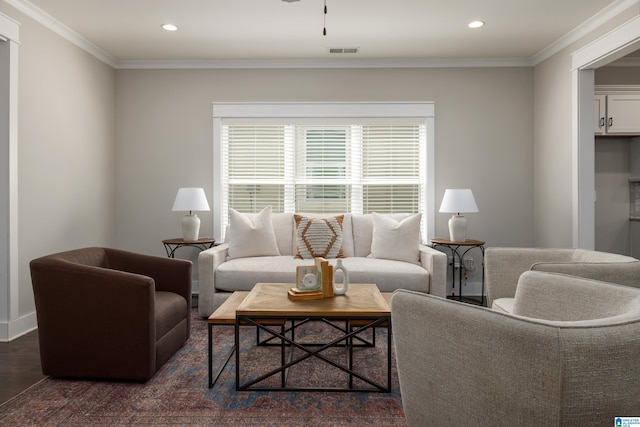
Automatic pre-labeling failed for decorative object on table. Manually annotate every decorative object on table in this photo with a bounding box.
[288,257,340,301]
[333,258,349,295]
[172,187,210,241]
[295,265,322,291]
[439,188,478,242]
[316,257,334,298]
[287,287,325,300]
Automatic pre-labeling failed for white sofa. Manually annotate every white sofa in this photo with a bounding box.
[198,210,448,317]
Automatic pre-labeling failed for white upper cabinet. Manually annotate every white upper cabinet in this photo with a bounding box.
[595,86,640,135]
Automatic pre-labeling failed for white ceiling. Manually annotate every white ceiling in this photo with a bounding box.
[6,0,638,67]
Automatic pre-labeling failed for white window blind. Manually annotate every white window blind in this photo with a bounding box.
[220,121,427,237]
[213,102,435,242]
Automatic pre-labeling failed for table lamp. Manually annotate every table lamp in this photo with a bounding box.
[172,187,210,241]
[439,189,478,242]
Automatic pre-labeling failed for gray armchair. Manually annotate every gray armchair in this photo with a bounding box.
[391,271,640,426]
[485,247,640,312]
[30,247,192,381]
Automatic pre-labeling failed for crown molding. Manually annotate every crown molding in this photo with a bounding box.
[532,0,640,66]
[5,0,637,70]
[115,57,532,70]
[4,0,117,67]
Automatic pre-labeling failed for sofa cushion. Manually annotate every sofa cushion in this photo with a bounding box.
[340,257,429,293]
[272,212,294,256]
[491,297,515,313]
[155,291,188,340]
[294,214,345,259]
[371,212,421,263]
[228,206,280,259]
[215,256,430,294]
[352,213,411,257]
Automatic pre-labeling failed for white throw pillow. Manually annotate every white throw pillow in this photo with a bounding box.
[371,212,421,263]
[228,206,281,259]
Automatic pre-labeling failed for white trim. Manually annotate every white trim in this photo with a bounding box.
[212,118,223,240]
[212,102,435,119]
[0,12,20,42]
[572,15,640,70]
[0,12,22,341]
[533,0,640,66]
[116,58,532,70]
[0,312,37,343]
[571,14,640,249]
[4,0,116,68]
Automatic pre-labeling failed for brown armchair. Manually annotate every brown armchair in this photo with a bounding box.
[30,247,192,381]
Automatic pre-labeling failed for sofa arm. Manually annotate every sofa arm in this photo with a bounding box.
[419,244,448,298]
[198,243,230,316]
[485,247,574,308]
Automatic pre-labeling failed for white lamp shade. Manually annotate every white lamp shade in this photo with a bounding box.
[172,188,210,212]
[439,189,478,214]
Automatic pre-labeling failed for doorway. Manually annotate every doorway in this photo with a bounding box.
[573,15,640,250]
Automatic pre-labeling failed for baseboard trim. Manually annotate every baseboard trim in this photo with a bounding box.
[0,310,37,342]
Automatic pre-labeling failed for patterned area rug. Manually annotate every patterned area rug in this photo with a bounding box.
[0,310,406,426]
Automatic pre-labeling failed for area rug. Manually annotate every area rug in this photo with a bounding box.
[0,310,406,426]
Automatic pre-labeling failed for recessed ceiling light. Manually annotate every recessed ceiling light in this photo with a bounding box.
[162,24,178,32]
[468,21,484,29]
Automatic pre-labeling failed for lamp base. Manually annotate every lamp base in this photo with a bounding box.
[448,214,467,243]
[181,213,201,241]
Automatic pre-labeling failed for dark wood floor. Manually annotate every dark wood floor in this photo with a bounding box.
[0,330,45,405]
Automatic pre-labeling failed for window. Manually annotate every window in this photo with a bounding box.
[213,103,435,241]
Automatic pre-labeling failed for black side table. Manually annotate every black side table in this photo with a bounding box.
[431,238,485,306]
[162,237,216,258]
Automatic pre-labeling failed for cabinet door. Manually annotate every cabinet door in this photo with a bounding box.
[594,95,606,134]
[606,94,640,134]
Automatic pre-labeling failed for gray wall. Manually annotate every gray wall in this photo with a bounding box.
[596,65,640,84]
[114,67,534,260]
[7,5,116,319]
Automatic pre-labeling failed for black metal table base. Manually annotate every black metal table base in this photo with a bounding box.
[208,323,235,389]
[234,316,392,392]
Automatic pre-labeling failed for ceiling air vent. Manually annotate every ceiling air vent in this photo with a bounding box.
[329,47,359,54]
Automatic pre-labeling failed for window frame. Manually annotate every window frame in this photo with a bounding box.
[212,102,435,241]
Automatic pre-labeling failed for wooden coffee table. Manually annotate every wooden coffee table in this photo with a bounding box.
[234,283,392,392]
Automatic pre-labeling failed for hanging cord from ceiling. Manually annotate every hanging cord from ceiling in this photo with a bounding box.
[323,0,327,36]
